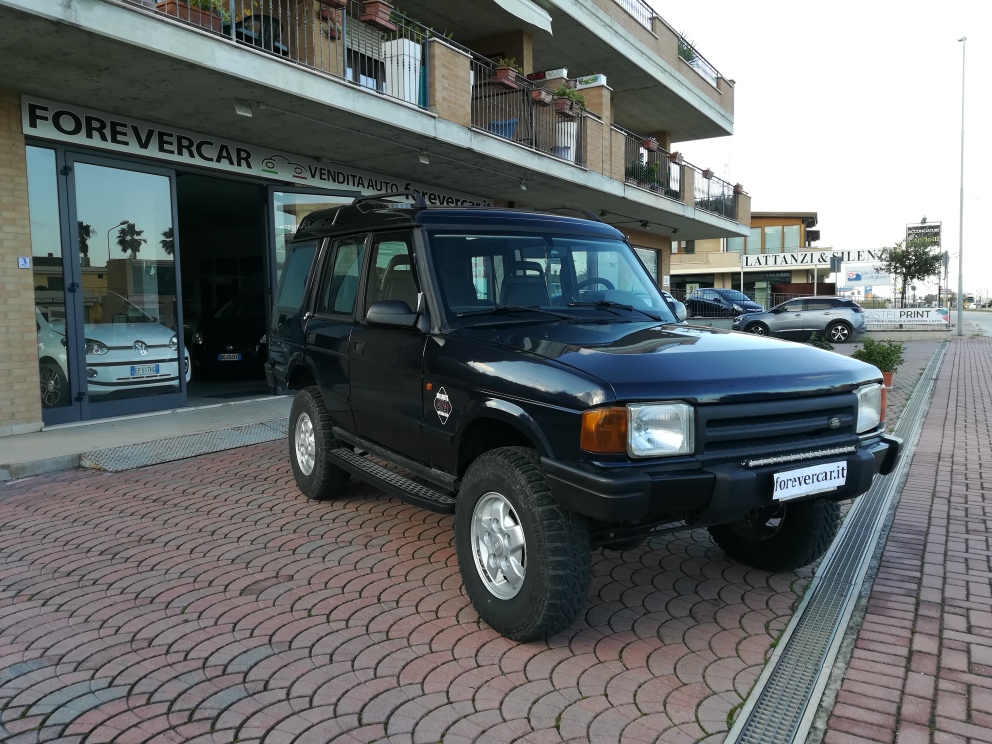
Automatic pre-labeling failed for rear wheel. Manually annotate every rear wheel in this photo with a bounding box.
[707,497,840,571]
[456,447,591,641]
[39,361,68,409]
[289,386,350,500]
[746,323,769,336]
[827,321,853,343]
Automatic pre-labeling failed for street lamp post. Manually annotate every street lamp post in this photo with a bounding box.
[106,220,128,266]
[956,36,966,336]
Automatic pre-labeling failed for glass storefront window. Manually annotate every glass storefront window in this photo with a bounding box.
[726,237,744,253]
[74,163,181,402]
[746,227,762,255]
[273,191,354,285]
[634,247,658,281]
[28,147,71,410]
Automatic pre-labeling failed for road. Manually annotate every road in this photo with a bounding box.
[956,309,992,335]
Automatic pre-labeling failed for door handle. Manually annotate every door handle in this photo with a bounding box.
[306,333,316,343]
[353,341,364,355]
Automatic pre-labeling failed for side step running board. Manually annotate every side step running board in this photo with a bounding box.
[328,448,457,514]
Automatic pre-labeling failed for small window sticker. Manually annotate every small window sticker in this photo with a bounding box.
[434,387,452,424]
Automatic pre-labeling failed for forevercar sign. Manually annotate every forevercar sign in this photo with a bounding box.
[22,97,491,207]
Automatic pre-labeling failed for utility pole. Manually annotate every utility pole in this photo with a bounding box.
[956,36,966,335]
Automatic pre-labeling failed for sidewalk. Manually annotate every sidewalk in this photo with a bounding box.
[822,336,992,744]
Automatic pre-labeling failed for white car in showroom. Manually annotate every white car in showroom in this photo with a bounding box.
[36,297,191,406]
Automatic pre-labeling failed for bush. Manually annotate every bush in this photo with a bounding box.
[851,338,905,373]
[807,332,834,351]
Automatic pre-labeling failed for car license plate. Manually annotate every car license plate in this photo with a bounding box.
[130,364,159,376]
[218,353,242,361]
[773,460,847,501]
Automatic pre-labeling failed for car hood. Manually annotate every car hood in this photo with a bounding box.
[454,320,880,404]
[84,322,176,345]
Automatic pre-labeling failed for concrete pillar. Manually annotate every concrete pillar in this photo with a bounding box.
[681,165,695,207]
[610,127,628,182]
[579,83,612,178]
[0,89,43,436]
[735,190,751,228]
[428,38,472,128]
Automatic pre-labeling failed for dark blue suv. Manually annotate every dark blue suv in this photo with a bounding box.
[685,287,763,317]
[266,193,900,641]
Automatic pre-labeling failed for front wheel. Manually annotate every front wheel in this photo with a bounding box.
[39,361,68,409]
[707,497,840,571]
[746,323,769,336]
[289,387,350,501]
[827,322,853,343]
[456,447,591,641]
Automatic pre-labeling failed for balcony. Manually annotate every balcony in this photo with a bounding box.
[2,0,748,238]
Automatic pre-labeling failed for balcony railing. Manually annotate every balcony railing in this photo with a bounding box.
[691,167,737,220]
[134,0,432,109]
[608,0,653,30]
[618,127,682,201]
[470,58,586,166]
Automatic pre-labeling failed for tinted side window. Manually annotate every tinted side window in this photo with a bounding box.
[275,243,317,312]
[316,237,367,316]
[364,232,418,313]
[782,300,804,312]
[804,300,833,311]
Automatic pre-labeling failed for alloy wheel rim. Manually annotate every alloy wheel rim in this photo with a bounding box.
[40,366,61,407]
[295,413,316,476]
[470,491,526,599]
[830,325,849,342]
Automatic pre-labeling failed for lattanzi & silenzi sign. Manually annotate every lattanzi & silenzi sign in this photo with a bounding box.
[21,97,491,207]
[741,249,888,269]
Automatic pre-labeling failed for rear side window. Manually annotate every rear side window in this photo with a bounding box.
[275,243,317,311]
[804,300,834,311]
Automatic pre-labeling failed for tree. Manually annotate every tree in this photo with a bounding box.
[116,222,146,259]
[875,238,944,306]
[77,221,93,265]
[160,227,174,256]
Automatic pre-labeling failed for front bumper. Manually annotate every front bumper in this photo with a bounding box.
[542,433,901,525]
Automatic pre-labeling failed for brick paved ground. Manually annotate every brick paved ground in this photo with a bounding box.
[0,339,944,743]
[824,336,992,744]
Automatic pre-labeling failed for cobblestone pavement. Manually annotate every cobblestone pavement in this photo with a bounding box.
[823,336,992,744]
[0,340,945,744]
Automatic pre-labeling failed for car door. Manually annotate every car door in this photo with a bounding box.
[348,230,429,462]
[304,235,368,434]
[801,298,839,336]
[767,299,806,338]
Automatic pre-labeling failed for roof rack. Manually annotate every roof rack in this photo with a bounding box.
[352,191,427,215]
[528,205,604,222]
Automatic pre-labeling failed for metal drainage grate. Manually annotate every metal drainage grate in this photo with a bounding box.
[80,418,288,473]
[726,342,947,744]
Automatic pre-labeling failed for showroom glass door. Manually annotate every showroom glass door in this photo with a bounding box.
[65,154,186,420]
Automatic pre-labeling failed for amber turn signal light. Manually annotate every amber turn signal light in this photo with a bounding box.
[581,407,628,453]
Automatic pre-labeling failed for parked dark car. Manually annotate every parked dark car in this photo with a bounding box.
[266,193,899,642]
[685,287,763,317]
[733,296,867,343]
[190,294,267,378]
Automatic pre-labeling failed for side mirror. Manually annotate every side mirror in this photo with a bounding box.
[674,301,688,322]
[366,300,419,328]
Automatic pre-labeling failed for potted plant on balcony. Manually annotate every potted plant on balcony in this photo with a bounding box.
[530,87,553,107]
[361,0,397,32]
[701,167,714,179]
[734,182,745,195]
[642,136,659,152]
[851,338,905,390]
[318,0,348,8]
[668,151,683,164]
[678,34,699,64]
[155,0,226,32]
[492,58,523,90]
[551,86,586,119]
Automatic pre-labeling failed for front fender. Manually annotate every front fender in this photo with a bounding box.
[455,397,556,459]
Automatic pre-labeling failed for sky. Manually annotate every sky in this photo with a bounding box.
[647,0,992,300]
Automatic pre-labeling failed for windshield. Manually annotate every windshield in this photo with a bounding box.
[427,230,677,324]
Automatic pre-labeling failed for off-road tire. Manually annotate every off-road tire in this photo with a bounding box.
[289,386,350,501]
[456,447,591,641]
[707,497,840,572]
[827,321,853,344]
[746,323,769,336]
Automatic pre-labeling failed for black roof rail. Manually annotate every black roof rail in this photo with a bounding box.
[520,205,604,222]
[352,191,428,214]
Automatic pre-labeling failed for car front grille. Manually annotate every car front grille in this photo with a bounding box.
[697,393,859,464]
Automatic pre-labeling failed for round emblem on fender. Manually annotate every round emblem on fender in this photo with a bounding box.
[828,417,841,429]
[133,340,148,356]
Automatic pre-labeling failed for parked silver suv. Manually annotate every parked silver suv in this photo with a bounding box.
[733,296,867,343]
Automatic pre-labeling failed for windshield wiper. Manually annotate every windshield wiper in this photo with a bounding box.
[567,300,662,321]
[456,305,573,320]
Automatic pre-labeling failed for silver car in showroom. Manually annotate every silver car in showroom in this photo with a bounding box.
[733,296,867,343]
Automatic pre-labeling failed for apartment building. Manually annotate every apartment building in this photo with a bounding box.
[671,211,827,306]
[0,0,750,434]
